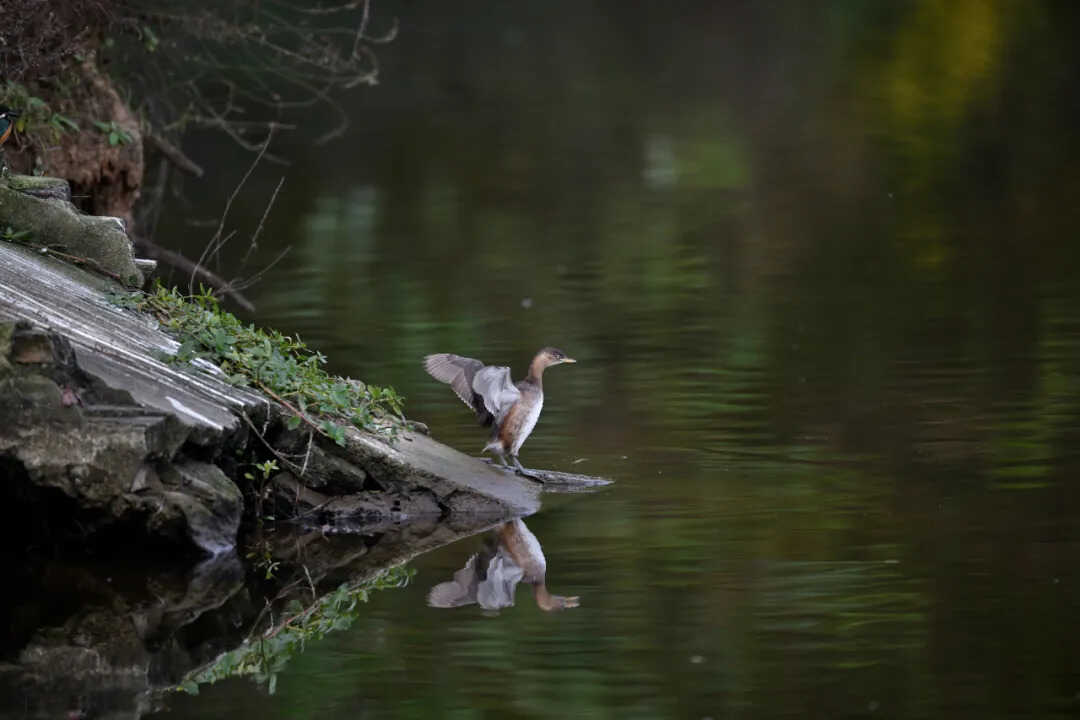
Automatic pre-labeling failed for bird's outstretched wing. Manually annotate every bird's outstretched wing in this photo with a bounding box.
[471,365,521,424]
[424,353,521,426]
[424,354,483,407]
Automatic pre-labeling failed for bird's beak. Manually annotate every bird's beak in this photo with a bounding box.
[561,358,577,364]
[6,111,18,119]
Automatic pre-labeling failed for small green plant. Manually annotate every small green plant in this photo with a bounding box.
[246,459,280,536]
[92,119,133,146]
[22,95,47,115]
[247,542,282,581]
[0,79,138,163]
[141,25,160,53]
[1,226,33,243]
[246,458,279,485]
[104,289,140,310]
[1,81,82,145]
[135,283,405,445]
[49,112,80,135]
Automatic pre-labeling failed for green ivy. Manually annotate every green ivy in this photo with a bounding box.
[133,283,405,443]
[92,119,134,146]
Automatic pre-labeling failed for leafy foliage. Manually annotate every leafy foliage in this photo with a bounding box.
[135,283,404,443]
[92,119,134,146]
[0,81,85,150]
[1,226,34,243]
[178,565,415,695]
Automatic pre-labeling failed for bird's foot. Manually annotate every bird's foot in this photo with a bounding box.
[481,456,518,474]
[516,468,544,482]
[512,459,544,482]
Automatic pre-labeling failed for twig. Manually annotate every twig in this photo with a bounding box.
[191,99,291,164]
[191,118,297,131]
[239,176,285,268]
[230,245,291,293]
[266,597,321,639]
[255,380,333,443]
[300,431,314,476]
[240,412,304,475]
[30,245,125,283]
[252,379,341,453]
[146,133,204,178]
[134,235,256,311]
[190,129,273,297]
[288,496,338,521]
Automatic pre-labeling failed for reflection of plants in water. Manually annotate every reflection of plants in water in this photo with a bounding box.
[246,541,281,581]
[245,458,283,579]
[177,565,414,695]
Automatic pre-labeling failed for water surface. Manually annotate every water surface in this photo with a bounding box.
[152,2,1080,717]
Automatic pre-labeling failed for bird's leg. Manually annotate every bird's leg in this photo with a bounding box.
[512,454,542,481]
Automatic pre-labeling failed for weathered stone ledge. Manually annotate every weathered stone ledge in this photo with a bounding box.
[0,176,142,287]
[0,225,539,555]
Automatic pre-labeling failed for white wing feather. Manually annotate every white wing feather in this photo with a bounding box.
[471,366,521,422]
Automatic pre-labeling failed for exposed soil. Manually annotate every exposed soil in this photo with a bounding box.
[5,53,143,228]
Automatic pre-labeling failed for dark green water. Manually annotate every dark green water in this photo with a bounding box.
[153,2,1080,717]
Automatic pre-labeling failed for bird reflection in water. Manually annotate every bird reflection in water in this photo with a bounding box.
[427,518,580,612]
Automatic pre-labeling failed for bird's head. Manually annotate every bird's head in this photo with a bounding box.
[537,347,576,368]
[0,107,20,122]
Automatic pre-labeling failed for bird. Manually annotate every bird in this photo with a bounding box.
[0,106,18,177]
[0,106,19,147]
[427,517,580,612]
[423,346,576,476]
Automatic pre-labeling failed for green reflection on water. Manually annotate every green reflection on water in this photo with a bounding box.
[151,0,1080,717]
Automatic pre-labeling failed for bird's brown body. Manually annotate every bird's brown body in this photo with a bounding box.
[492,377,541,455]
[423,347,575,474]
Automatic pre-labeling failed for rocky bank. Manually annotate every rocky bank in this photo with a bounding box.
[0,175,540,557]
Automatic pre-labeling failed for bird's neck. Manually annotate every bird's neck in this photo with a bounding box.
[526,356,547,385]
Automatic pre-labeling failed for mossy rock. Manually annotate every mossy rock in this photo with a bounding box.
[0,177,141,287]
[4,175,71,202]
